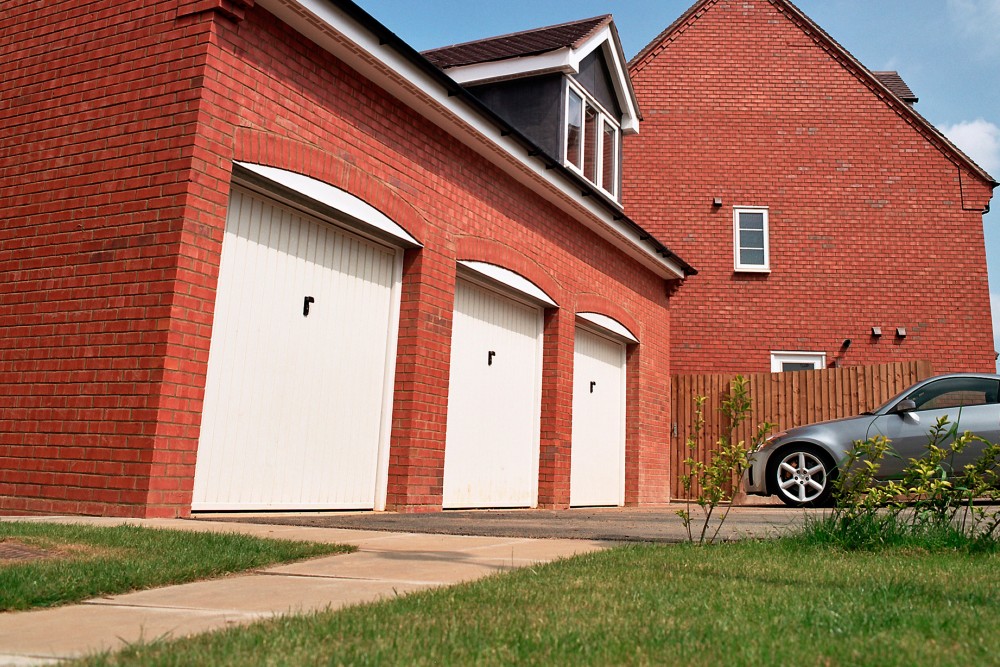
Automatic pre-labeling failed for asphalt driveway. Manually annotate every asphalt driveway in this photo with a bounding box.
[204,505,823,543]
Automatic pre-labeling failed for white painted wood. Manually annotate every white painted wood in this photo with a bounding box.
[192,187,400,510]
[570,327,626,507]
[577,312,638,343]
[443,280,543,508]
[458,261,557,307]
[233,162,421,247]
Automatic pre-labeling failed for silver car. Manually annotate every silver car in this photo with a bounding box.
[744,373,1000,507]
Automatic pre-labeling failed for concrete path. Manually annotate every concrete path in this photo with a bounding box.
[0,517,609,666]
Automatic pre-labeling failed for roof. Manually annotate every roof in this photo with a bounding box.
[872,71,918,104]
[256,0,693,278]
[422,15,612,69]
[629,0,996,189]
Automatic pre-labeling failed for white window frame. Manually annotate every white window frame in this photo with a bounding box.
[564,78,620,200]
[770,351,826,373]
[734,206,770,272]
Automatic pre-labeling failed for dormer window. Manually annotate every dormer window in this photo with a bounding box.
[565,81,619,198]
[421,15,638,206]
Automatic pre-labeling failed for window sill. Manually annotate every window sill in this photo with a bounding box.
[734,266,771,274]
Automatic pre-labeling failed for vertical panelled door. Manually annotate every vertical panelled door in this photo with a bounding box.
[192,187,398,510]
[570,327,626,506]
[442,280,543,508]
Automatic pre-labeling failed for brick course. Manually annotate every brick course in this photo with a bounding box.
[624,0,995,375]
[1,1,673,515]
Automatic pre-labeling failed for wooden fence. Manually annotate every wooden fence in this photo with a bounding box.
[670,360,933,499]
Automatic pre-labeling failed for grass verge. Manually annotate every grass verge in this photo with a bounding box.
[0,521,351,611]
[792,511,999,553]
[77,538,998,667]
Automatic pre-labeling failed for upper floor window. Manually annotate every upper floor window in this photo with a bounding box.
[565,81,619,199]
[734,207,769,272]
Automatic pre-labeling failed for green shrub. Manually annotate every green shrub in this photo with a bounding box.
[676,376,774,544]
[815,415,1000,552]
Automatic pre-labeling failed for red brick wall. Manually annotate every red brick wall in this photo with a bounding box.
[0,1,231,516]
[0,1,674,515]
[624,0,995,375]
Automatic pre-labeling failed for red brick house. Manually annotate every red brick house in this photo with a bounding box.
[1,1,694,517]
[624,0,997,375]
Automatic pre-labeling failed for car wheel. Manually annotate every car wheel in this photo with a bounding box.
[768,445,835,508]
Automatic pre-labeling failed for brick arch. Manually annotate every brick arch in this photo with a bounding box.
[575,293,642,342]
[454,236,564,307]
[232,128,428,243]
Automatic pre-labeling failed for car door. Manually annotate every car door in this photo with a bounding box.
[871,377,1000,479]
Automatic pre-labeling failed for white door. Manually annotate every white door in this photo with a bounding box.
[192,187,400,510]
[570,327,626,506]
[443,280,543,508]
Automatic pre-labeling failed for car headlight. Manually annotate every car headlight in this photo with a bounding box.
[755,430,787,453]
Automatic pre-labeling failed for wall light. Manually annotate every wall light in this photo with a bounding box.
[871,327,882,337]
[712,197,723,207]
[896,327,907,338]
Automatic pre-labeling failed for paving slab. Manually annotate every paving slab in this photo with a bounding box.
[270,549,516,583]
[88,571,433,614]
[0,603,263,659]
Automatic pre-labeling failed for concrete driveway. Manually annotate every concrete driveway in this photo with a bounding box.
[205,505,823,543]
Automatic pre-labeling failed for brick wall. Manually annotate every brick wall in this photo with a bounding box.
[624,0,995,375]
[0,1,229,516]
[0,1,674,515]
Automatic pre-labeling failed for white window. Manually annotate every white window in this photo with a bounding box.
[770,351,826,373]
[564,80,620,199]
[734,207,769,272]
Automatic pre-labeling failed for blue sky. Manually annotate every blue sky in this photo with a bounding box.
[365,0,1000,350]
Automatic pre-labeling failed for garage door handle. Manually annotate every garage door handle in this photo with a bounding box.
[488,351,496,366]
[590,381,596,394]
[303,296,315,317]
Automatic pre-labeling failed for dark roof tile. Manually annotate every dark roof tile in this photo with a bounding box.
[422,15,612,69]
[872,71,918,103]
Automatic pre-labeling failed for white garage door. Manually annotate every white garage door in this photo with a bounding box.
[570,327,626,507]
[192,187,400,510]
[443,280,543,508]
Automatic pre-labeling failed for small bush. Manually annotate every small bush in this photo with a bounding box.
[809,414,1000,552]
[676,376,774,544]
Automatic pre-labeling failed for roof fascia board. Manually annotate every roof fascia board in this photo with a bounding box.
[582,25,641,133]
[256,0,688,279]
[445,49,576,84]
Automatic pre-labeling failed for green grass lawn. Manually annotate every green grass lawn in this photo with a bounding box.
[0,521,351,611]
[76,538,999,667]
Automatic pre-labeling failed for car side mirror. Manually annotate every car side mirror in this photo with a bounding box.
[893,399,917,414]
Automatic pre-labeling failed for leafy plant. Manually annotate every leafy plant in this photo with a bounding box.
[676,376,775,544]
[822,414,1000,551]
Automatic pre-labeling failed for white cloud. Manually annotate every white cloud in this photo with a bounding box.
[940,118,1000,176]
[947,0,1000,55]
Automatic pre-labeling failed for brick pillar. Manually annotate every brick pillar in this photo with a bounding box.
[625,322,672,505]
[384,247,456,512]
[537,307,576,508]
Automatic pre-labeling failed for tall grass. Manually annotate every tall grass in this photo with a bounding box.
[791,511,999,553]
